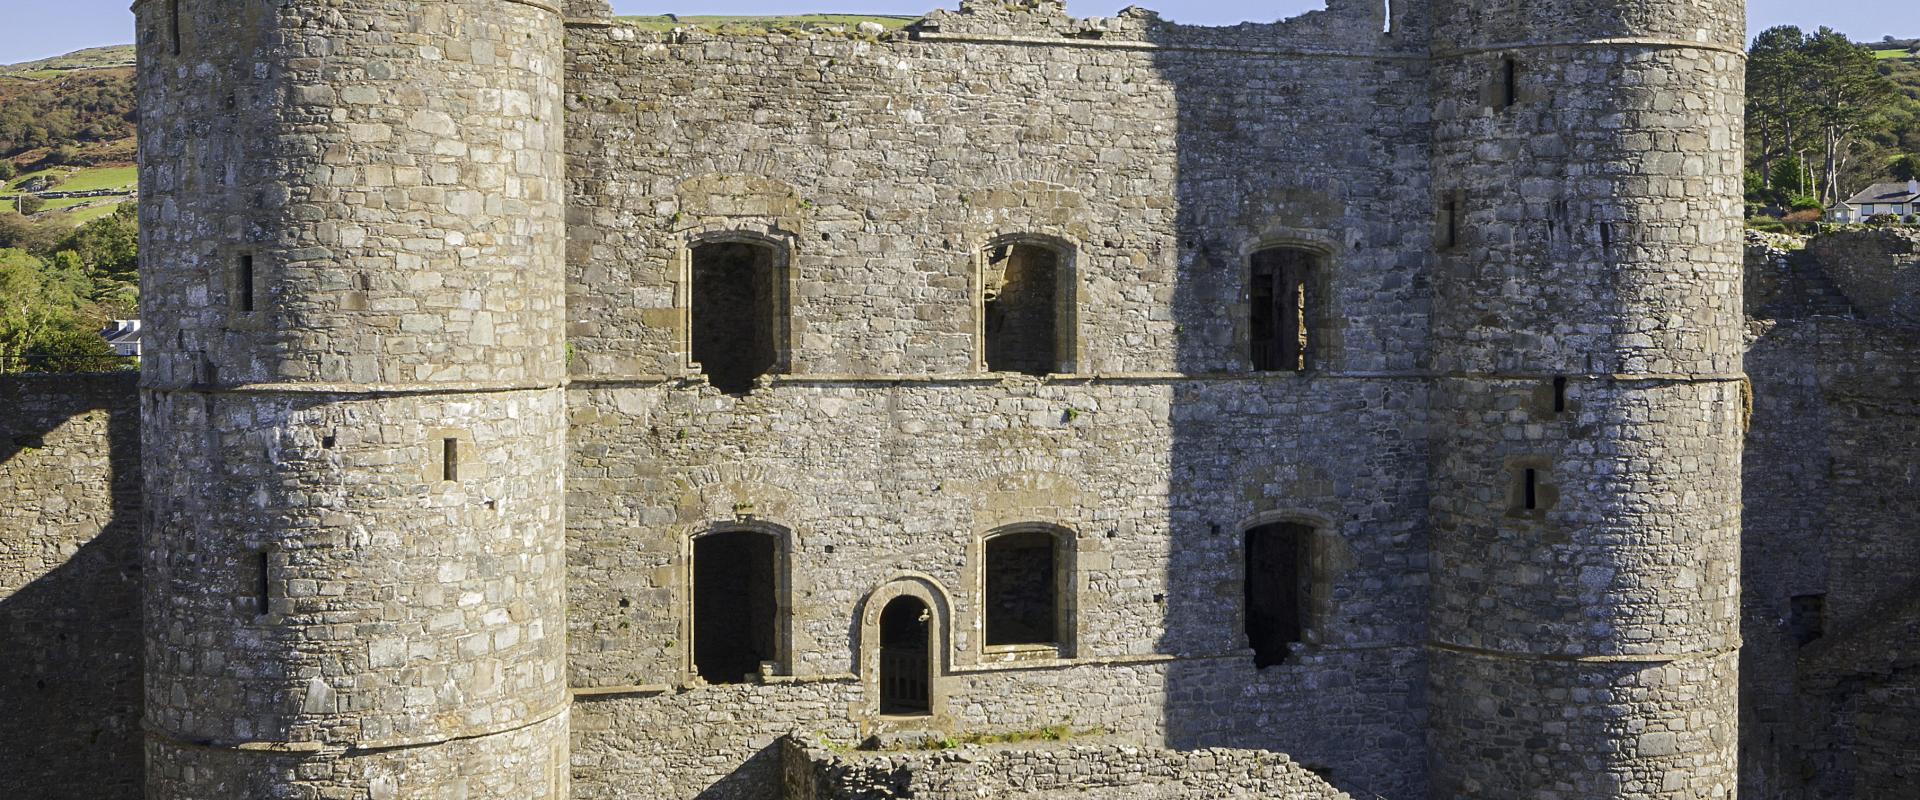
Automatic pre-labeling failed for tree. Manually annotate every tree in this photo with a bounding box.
[0,161,15,181]
[1801,28,1901,204]
[1748,26,1814,195]
[16,194,45,215]
[1893,154,1920,181]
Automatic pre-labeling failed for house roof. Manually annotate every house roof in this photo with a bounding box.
[1843,181,1920,205]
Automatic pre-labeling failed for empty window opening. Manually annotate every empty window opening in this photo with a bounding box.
[690,240,785,395]
[1553,377,1568,414]
[1789,594,1826,646]
[254,550,272,617]
[1441,194,1462,250]
[441,438,459,482]
[321,434,337,449]
[168,0,182,56]
[693,531,780,684]
[1498,57,1519,109]
[1599,222,1613,251]
[1250,248,1317,372]
[235,254,255,313]
[1245,522,1312,668]
[983,242,1065,376]
[984,531,1060,647]
[1523,468,1539,510]
[879,595,932,715]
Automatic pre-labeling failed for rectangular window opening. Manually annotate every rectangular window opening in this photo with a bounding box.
[1789,594,1826,646]
[236,254,255,313]
[1245,522,1312,668]
[985,531,1062,648]
[168,0,182,56]
[1250,248,1315,372]
[1523,468,1539,510]
[693,531,782,684]
[1599,222,1613,251]
[442,438,459,482]
[1442,194,1461,250]
[982,242,1065,377]
[1499,57,1519,109]
[255,550,272,617]
[1553,377,1568,414]
[690,240,786,395]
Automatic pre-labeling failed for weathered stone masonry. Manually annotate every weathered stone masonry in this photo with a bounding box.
[0,0,1758,797]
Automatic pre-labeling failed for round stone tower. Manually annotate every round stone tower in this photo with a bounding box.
[134,1,569,797]
[1426,0,1746,797]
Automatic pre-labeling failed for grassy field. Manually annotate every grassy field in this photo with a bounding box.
[0,45,136,75]
[59,200,130,225]
[49,166,137,193]
[1875,48,1915,60]
[616,14,917,33]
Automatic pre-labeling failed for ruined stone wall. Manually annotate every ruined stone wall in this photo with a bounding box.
[562,3,1432,797]
[0,373,143,800]
[1740,229,1920,800]
[781,736,1352,799]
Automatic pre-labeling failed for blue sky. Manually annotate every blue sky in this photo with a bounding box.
[0,0,1902,65]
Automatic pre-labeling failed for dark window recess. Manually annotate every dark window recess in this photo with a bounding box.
[1553,377,1568,414]
[984,531,1059,647]
[321,434,337,449]
[1441,193,1462,250]
[690,241,782,395]
[1245,522,1312,668]
[236,254,255,313]
[1524,468,1539,510]
[1789,594,1826,646]
[441,438,459,482]
[1599,222,1613,251]
[879,595,931,715]
[1250,248,1316,372]
[255,550,272,616]
[983,243,1062,376]
[168,0,182,56]
[1499,57,1519,109]
[693,531,780,684]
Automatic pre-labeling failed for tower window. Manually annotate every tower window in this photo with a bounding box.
[1553,377,1568,414]
[1440,192,1462,250]
[689,239,787,395]
[441,438,459,482]
[1249,247,1318,372]
[235,254,256,313]
[1245,522,1313,668]
[693,530,782,684]
[982,240,1072,376]
[1789,594,1825,646]
[1524,468,1538,510]
[252,550,272,617]
[1497,57,1519,109]
[168,0,182,56]
[983,530,1064,648]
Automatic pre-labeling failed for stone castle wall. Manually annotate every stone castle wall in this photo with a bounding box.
[0,374,143,800]
[560,4,1432,797]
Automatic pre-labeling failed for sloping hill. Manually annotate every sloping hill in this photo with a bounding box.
[0,47,138,226]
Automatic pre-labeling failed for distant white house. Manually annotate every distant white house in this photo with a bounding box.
[101,319,142,358]
[1830,179,1920,222]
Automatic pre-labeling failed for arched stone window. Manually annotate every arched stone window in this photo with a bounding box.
[1244,520,1314,668]
[1248,246,1323,372]
[980,525,1075,658]
[688,234,790,394]
[859,577,951,721]
[979,236,1076,376]
[691,526,788,684]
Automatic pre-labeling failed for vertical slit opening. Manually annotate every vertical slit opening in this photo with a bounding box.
[236,254,255,313]
[1382,0,1392,33]
[1443,194,1460,250]
[1553,377,1568,414]
[1500,57,1518,109]
[442,438,459,482]
[256,550,272,617]
[1523,468,1538,510]
[1599,222,1612,251]
[168,0,182,56]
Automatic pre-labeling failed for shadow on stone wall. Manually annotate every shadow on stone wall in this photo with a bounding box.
[0,374,144,799]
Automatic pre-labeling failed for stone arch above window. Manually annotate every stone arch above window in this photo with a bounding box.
[681,231,793,395]
[689,523,791,684]
[977,234,1078,376]
[978,523,1077,661]
[857,575,953,724]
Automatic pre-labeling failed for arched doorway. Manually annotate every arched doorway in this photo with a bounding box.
[879,595,931,716]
